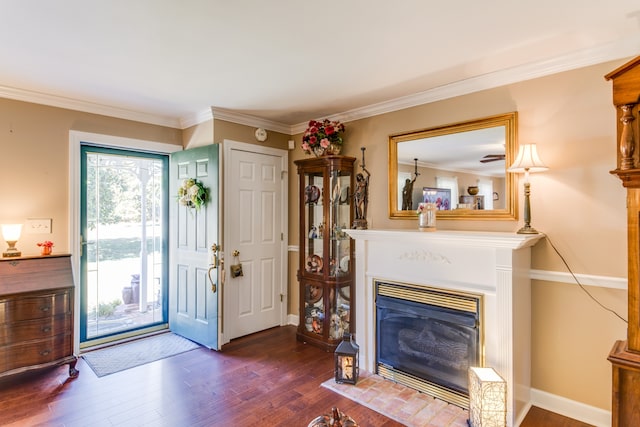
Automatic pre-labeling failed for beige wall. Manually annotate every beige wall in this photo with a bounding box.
[213,120,290,151]
[0,57,629,412]
[0,98,182,254]
[288,59,629,410]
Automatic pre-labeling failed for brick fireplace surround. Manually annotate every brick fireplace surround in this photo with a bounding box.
[344,229,543,427]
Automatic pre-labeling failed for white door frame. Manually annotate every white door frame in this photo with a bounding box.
[221,139,288,346]
[68,130,182,354]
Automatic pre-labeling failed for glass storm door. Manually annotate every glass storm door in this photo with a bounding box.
[80,145,169,345]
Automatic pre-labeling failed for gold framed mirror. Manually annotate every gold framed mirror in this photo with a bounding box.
[388,112,518,220]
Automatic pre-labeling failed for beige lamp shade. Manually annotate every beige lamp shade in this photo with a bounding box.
[468,367,507,427]
[2,223,23,258]
[2,224,22,241]
[508,144,548,173]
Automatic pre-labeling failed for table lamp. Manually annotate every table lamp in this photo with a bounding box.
[507,144,548,234]
[2,224,23,257]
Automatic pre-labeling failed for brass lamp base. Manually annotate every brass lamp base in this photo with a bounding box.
[517,182,540,235]
[3,241,21,257]
[516,224,539,234]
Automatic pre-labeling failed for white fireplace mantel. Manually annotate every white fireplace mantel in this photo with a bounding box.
[344,229,544,427]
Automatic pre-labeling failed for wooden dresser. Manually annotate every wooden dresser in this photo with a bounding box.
[0,254,78,378]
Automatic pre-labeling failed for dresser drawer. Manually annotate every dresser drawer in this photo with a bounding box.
[0,290,71,323]
[0,313,71,346]
[1,333,72,372]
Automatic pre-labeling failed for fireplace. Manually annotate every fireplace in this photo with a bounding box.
[375,279,482,408]
[344,229,543,427]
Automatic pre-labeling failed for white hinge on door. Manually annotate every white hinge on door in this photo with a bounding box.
[281,232,284,241]
[280,293,284,302]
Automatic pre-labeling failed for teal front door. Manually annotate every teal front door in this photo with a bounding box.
[169,145,219,349]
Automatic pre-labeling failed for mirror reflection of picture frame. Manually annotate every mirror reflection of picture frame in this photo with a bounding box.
[422,187,451,210]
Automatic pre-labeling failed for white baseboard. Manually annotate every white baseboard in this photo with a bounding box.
[530,388,611,427]
[287,314,299,326]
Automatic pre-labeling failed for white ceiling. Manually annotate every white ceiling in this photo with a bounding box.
[1,1,639,132]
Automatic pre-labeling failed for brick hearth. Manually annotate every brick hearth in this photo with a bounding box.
[322,372,469,427]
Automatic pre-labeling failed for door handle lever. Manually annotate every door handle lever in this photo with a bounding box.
[210,244,221,268]
[208,243,220,293]
[208,266,216,293]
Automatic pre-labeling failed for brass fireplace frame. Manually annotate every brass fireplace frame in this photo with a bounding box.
[374,278,485,408]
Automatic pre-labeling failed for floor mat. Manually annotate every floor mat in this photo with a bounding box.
[82,332,201,377]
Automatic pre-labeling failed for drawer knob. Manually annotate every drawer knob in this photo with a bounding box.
[41,327,51,333]
[40,350,51,356]
[40,306,50,312]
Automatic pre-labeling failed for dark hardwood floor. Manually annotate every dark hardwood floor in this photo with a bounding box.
[0,325,593,426]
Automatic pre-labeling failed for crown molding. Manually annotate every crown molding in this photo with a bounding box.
[0,85,182,128]
[2,36,638,132]
[290,36,640,134]
[180,108,214,129]
[210,107,291,134]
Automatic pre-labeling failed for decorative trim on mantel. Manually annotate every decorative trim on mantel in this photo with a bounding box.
[344,229,544,250]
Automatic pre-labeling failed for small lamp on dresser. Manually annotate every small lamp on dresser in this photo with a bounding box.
[2,223,22,257]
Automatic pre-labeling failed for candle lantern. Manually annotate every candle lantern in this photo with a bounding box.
[334,333,359,385]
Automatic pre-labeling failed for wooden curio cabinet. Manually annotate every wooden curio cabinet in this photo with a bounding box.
[605,56,640,427]
[295,155,356,351]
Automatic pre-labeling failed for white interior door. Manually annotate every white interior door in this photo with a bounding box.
[223,141,287,342]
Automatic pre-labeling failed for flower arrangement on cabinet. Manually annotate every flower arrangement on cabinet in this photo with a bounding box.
[37,240,54,255]
[177,178,208,210]
[302,119,345,156]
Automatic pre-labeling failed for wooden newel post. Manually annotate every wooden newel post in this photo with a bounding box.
[605,56,640,427]
[619,104,636,170]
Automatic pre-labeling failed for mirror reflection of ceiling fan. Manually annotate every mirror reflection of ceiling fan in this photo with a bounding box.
[480,154,505,163]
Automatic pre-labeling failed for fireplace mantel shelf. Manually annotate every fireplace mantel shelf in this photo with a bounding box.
[345,229,544,250]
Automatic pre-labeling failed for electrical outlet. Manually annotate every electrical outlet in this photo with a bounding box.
[26,218,52,234]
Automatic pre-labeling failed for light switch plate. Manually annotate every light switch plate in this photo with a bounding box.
[26,218,52,234]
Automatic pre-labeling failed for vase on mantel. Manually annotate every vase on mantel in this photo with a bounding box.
[41,246,52,256]
[418,203,437,232]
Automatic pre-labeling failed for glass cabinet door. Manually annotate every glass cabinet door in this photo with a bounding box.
[328,169,351,278]
[328,283,351,339]
[303,281,324,336]
[303,172,324,276]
